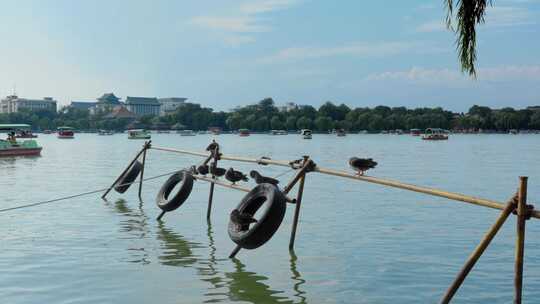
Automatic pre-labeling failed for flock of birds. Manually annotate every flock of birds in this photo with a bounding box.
[192,149,378,231]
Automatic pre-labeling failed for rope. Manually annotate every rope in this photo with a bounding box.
[273,167,296,179]
[0,170,180,214]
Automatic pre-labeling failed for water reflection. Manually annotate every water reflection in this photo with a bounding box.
[111,199,150,264]
[155,220,308,304]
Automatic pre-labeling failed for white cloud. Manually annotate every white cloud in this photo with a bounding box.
[416,20,447,33]
[189,0,299,45]
[260,42,417,63]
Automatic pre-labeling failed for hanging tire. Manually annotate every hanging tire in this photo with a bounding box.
[228,183,287,249]
[114,161,143,194]
[156,170,194,212]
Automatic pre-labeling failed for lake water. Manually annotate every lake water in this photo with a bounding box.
[1,133,540,303]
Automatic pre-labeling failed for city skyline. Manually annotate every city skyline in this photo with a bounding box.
[1,0,539,112]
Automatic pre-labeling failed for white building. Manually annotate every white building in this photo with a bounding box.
[0,95,57,113]
[279,102,297,112]
[159,97,187,116]
[125,96,161,116]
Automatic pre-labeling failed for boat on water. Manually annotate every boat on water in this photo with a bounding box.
[509,129,519,135]
[0,124,42,157]
[98,130,114,136]
[43,130,52,134]
[410,129,422,136]
[336,129,346,137]
[157,130,171,134]
[300,129,312,139]
[128,129,151,139]
[57,126,75,139]
[270,130,288,135]
[238,129,250,137]
[179,130,196,136]
[422,128,449,140]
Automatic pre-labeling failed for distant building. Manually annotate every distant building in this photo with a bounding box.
[159,97,187,116]
[70,101,97,111]
[125,96,160,116]
[104,106,137,119]
[92,93,122,114]
[279,102,297,112]
[0,95,57,113]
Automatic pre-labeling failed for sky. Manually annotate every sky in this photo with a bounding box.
[0,0,539,112]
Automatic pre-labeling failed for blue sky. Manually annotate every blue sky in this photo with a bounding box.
[0,0,539,112]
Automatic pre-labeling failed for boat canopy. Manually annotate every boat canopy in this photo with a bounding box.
[0,124,31,131]
[57,126,74,130]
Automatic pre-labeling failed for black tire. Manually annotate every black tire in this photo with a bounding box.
[156,170,194,212]
[114,161,143,193]
[228,183,287,249]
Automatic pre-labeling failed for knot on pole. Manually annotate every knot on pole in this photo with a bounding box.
[513,204,535,220]
[143,140,152,149]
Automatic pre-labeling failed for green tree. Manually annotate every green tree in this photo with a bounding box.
[296,116,313,130]
[314,116,333,132]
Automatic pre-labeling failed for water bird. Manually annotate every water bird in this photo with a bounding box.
[349,157,377,175]
[197,164,209,175]
[225,168,248,184]
[206,141,219,152]
[209,165,226,177]
[230,209,257,231]
[250,170,279,186]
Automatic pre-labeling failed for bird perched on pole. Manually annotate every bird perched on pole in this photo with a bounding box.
[230,209,257,231]
[197,164,209,176]
[206,141,219,152]
[225,168,248,185]
[209,164,226,177]
[349,157,377,176]
[250,170,279,186]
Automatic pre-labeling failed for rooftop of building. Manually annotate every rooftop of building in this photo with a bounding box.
[125,96,160,105]
[97,93,121,104]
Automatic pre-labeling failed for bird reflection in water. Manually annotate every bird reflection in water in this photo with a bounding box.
[155,219,308,304]
[111,199,150,264]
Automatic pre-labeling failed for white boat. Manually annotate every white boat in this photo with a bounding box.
[301,129,312,139]
[179,130,196,136]
[270,130,288,135]
[422,128,448,140]
[98,130,114,135]
[128,129,151,139]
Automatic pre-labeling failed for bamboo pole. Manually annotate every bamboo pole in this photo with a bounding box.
[440,196,517,304]
[137,145,148,202]
[514,176,528,304]
[206,148,218,220]
[283,157,311,195]
[289,174,306,251]
[102,143,147,199]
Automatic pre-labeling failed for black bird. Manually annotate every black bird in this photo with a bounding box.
[209,165,226,177]
[250,170,279,186]
[349,157,377,175]
[230,209,257,231]
[197,164,209,175]
[225,168,248,185]
[206,141,219,152]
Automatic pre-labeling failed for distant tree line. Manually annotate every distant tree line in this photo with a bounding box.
[1,98,539,132]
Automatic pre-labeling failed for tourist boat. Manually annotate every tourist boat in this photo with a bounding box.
[7,124,38,138]
[179,130,196,136]
[98,130,114,135]
[336,129,346,137]
[395,129,404,135]
[43,130,52,134]
[509,129,518,135]
[270,130,288,135]
[128,129,151,139]
[0,124,42,157]
[422,128,448,140]
[57,126,75,139]
[238,129,250,137]
[410,129,422,136]
[300,129,312,139]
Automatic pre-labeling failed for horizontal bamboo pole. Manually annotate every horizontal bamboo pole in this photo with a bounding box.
[314,167,540,220]
[192,174,295,203]
[150,146,539,219]
[151,146,293,167]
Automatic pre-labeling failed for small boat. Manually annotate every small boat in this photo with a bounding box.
[410,129,422,136]
[422,128,448,140]
[128,129,151,139]
[395,129,404,135]
[179,130,196,136]
[15,129,38,138]
[157,130,171,134]
[300,129,312,139]
[43,130,52,134]
[509,129,518,135]
[0,124,42,157]
[336,129,346,137]
[238,129,250,137]
[270,130,288,135]
[98,130,114,136]
[57,126,75,139]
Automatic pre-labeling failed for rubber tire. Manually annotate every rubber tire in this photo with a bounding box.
[156,170,194,212]
[114,161,143,194]
[228,183,287,249]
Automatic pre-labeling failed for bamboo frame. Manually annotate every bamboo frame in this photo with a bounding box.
[515,176,528,304]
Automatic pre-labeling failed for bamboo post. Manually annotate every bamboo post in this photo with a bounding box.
[289,174,306,251]
[514,176,528,304]
[440,196,517,304]
[101,142,148,200]
[137,143,148,202]
[283,157,312,195]
[206,147,219,220]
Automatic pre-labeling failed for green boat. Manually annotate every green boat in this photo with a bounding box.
[128,129,151,139]
[0,124,42,157]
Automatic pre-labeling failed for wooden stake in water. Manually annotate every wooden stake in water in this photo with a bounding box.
[514,176,528,304]
[138,144,148,202]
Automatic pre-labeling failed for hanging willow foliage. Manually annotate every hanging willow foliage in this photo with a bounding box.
[446,0,492,76]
